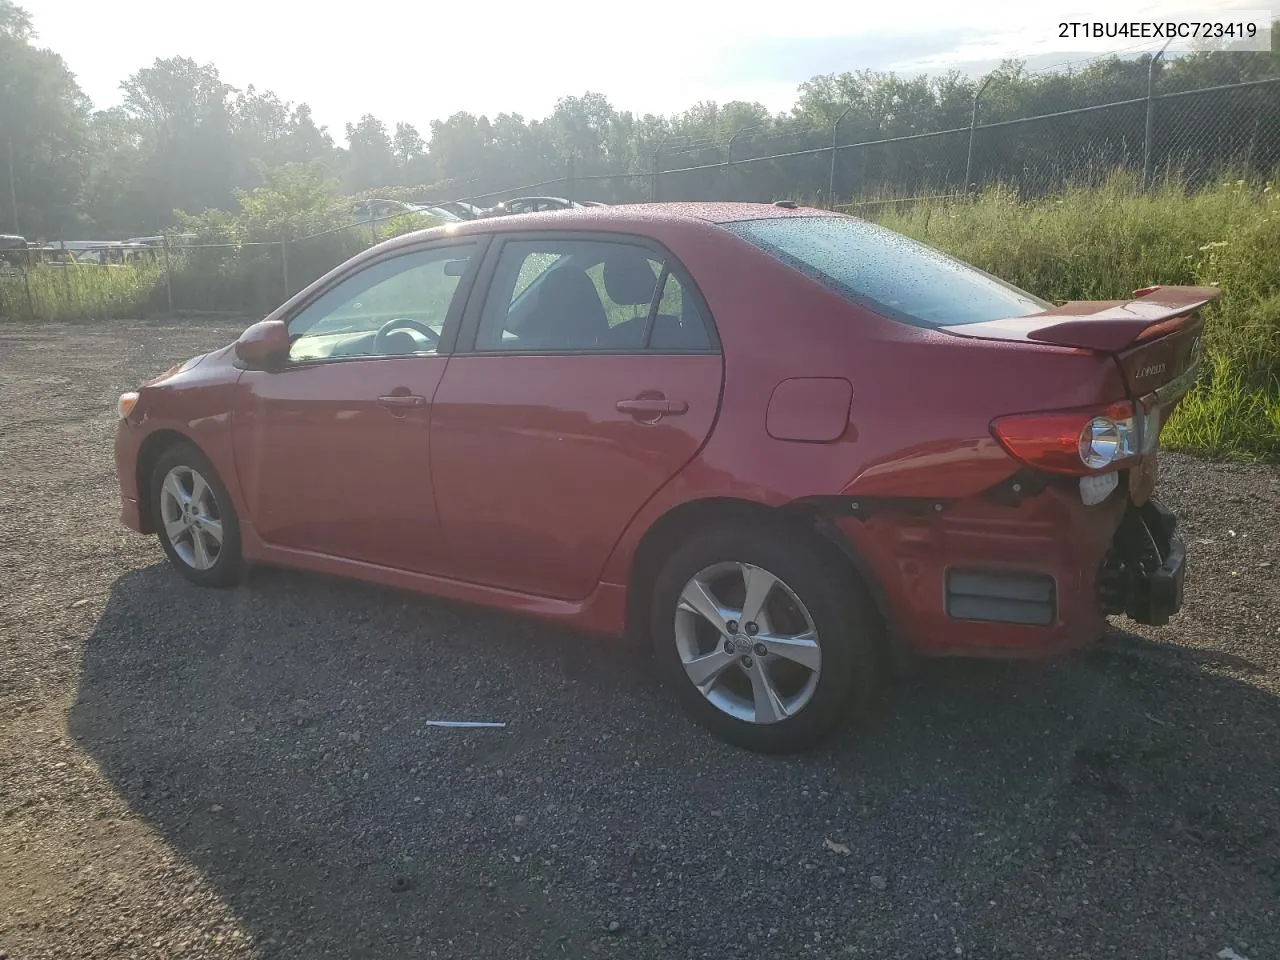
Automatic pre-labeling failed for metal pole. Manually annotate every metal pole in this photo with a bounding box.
[281,236,290,299]
[651,146,662,202]
[965,75,995,194]
[726,128,762,201]
[6,135,18,236]
[1143,39,1173,191]
[725,132,742,202]
[829,106,854,207]
[22,261,34,321]
[162,236,174,314]
[565,156,575,202]
[58,238,70,316]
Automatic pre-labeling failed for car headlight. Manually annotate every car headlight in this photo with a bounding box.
[117,391,139,419]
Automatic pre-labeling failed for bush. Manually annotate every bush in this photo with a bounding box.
[163,165,446,315]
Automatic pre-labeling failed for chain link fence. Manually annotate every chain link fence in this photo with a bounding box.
[555,76,1280,208]
[2,77,1276,322]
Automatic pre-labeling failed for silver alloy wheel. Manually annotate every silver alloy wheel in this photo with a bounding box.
[158,465,223,571]
[674,561,821,724]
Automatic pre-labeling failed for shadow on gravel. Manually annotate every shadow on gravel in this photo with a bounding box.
[70,565,1280,959]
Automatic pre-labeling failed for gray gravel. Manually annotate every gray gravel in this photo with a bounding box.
[2,318,1278,960]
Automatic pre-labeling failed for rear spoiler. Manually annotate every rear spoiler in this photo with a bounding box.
[1027,285,1220,352]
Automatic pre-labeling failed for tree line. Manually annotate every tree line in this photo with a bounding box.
[2,0,1277,240]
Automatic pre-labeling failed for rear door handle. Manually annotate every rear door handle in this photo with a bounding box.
[378,394,426,409]
[616,397,689,416]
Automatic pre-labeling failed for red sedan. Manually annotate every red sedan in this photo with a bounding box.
[114,203,1212,752]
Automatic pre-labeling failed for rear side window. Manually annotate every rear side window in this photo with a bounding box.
[474,238,714,352]
[722,216,1050,327]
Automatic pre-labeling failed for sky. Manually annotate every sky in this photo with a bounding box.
[21,0,1272,137]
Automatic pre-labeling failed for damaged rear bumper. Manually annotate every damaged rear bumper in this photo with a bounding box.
[1098,499,1186,627]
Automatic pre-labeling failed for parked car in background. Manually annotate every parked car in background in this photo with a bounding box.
[352,198,467,223]
[112,202,1205,753]
[0,234,28,271]
[434,200,487,220]
[482,196,584,217]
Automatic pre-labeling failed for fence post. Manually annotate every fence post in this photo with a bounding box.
[6,135,18,236]
[280,235,290,300]
[22,262,34,322]
[1143,41,1172,191]
[58,238,71,318]
[565,156,576,202]
[162,236,174,315]
[829,106,854,208]
[965,75,995,195]
[651,146,662,202]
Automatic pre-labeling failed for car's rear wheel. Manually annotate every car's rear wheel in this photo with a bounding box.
[650,523,881,753]
[151,442,242,587]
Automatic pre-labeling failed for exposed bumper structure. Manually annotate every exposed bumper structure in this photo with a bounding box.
[1098,499,1185,627]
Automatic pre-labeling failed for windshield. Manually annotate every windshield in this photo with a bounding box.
[722,215,1050,327]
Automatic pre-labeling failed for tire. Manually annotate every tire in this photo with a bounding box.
[650,522,881,753]
[150,441,243,588]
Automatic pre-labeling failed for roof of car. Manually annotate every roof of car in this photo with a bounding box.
[377,201,840,254]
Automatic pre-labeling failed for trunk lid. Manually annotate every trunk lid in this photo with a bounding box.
[939,285,1216,402]
[943,286,1217,502]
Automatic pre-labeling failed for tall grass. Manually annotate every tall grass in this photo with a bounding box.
[0,263,163,322]
[870,173,1280,460]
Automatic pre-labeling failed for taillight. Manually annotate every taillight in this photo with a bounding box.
[991,401,1141,475]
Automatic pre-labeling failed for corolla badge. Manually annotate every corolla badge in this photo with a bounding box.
[1135,361,1167,379]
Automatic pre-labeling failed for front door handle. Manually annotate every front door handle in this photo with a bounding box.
[378,394,425,409]
[616,397,689,417]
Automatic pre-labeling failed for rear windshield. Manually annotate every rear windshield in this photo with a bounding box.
[722,216,1051,327]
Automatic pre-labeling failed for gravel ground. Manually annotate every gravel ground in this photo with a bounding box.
[1,318,1278,960]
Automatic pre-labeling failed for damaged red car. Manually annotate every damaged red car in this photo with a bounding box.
[113,203,1214,752]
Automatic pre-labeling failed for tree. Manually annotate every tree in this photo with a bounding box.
[0,1,90,236]
[82,107,148,237]
[344,114,395,191]
[115,57,237,229]
[0,0,33,39]
[285,104,334,163]
[547,92,616,171]
[427,111,493,184]
[392,122,434,185]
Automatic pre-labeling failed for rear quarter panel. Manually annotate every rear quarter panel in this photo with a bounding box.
[599,220,1129,584]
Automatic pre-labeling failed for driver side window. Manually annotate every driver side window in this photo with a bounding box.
[288,243,477,363]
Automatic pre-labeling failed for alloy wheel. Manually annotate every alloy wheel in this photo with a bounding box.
[158,465,224,571]
[673,561,822,724]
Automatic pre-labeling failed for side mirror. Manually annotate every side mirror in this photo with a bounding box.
[235,319,290,369]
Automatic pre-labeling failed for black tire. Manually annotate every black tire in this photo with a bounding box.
[650,522,881,753]
[150,441,243,588]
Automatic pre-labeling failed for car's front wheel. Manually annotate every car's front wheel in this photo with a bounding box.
[150,442,243,587]
[651,523,881,753]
